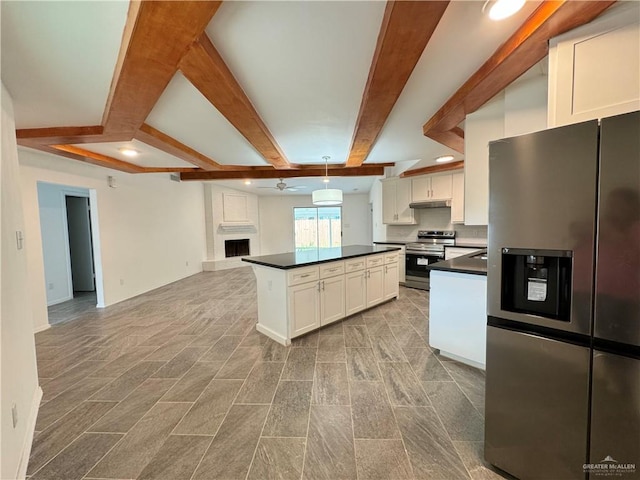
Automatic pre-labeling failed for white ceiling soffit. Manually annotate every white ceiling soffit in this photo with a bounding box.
[75,139,196,169]
[0,0,128,129]
[146,73,268,166]
[366,0,541,167]
[213,176,377,197]
[206,1,386,165]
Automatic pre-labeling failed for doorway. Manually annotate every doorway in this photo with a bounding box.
[37,182,104,324]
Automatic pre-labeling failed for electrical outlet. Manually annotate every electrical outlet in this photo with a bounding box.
[48,283,54,290]
[11,404,18,428]
[16,231,24,250]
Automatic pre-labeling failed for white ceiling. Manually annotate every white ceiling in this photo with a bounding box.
[211,175,380,197]
[2,0,543,194]
[77,139,196,169]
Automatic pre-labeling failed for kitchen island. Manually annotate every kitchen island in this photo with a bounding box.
[427,250,488,369]
[242,245,401,345]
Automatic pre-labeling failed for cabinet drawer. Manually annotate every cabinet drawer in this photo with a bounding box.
[384,252,400,264]
[287,266,320,286]
[366,254,385,268]
[345,258,366,272]
[320,261,345,279]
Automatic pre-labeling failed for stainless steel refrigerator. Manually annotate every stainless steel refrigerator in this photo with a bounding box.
[485,110,640,480]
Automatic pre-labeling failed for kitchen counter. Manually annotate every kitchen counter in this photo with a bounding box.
[242,245,400,269]
[373,241,407,245]
[427,250,487,276]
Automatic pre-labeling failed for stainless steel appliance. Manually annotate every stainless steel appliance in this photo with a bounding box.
[405,230,455,290]
[485,111,640,480]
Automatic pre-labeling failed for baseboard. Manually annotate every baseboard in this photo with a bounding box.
[202,259,251,272]
[438,350,485,371]
[16,386,43,480]
[256,324,290,346]
[33,323,51,334]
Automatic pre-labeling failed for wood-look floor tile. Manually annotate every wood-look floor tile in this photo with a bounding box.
[216,346,262,379]
[193,404,269,480]
[88,378,175,433]
[31,433,122,480]
[41,360,108,403]
[174,379,243,435]
[235,362,284,404]
[303,405,357,480]
[390,325,428,350]
[422,381,484,441]
[349,381,400,439]
[364,317,395,338]
[379,362,430,406]
[312,363,350,405]
[189,324,229,347]
[89,346,158,377]
[342,314,366,326]
[37,346,98,379]
[453,441,507,480]
[90,361,165,402]
[344,325,371,347]
[261,340,289,362]
[247,437,306,480]
[442,361,486,414]
[404,348,453,381]
[86,402,190,479]
[317,335,346,363]
[27,401,117,475]
[36,377,110,431]
[144,336,195,362]
[394,406,470,479]
[263,381,312,437]
[291,332,319,348]
[161,362,222,402]
[354,439,414,480]
[151,346,208,378]
[346,348,380,381]
[281,348,317,380]
[318,321,344,336]
[137,434,211,480]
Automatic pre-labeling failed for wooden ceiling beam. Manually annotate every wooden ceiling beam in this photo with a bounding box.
[400,160,464,178]
[180,165,386,181]
[135,123,223,171]
[179,34,290,169]
[102,1,223,135]
[15,125,130,147]
[425,127,465,154]
[51,145,146,173]
[422,0,617,152]
[346,0,450,167]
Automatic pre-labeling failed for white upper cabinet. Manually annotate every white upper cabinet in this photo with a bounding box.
[411,174,452,203]
[381,178,416,225]
[548,2,640,127]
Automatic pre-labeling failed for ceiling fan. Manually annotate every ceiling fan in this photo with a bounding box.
[257,178,306,192]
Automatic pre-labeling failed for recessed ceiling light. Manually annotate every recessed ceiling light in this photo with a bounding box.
[244,180,252,185]
[118,147,139,157]
[483,0,525,21]
[435,155,455,163]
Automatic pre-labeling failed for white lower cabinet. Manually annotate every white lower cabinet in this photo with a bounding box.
[288,281,320,338]
[366,266,385,307]
[383,262,399,301]
[320,275,345,326]
[345,270,367,316]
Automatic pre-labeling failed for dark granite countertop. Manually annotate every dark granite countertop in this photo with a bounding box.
[373,241,407,245]
[446,244,487,249]
[427,250,488,276]
[242,245,401,270]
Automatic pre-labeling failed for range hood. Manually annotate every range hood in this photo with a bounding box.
[409,199,452,209]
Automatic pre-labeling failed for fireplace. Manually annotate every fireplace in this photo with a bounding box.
[225,239,250,258]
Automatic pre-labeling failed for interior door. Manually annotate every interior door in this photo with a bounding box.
[65,196,95,292]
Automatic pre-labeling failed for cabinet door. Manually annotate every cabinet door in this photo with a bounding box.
[345,270,367,316]
[430,174,453,201]
[320,275,345,326]
[383,262,399,301]
[288,282,320,338]
[381,180,397,224]
[411,176,431,202]
[366,266,385,307]
[395,178,415,224]
[450,172,464,224]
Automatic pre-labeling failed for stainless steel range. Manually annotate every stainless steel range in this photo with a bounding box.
[405,230,455,290]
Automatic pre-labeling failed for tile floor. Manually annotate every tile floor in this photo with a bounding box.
[29,267,508,480]
[47,291,98,325]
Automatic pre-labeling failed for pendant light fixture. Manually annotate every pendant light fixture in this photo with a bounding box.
[312,156,343,206]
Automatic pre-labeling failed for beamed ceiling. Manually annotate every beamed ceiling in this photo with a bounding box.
[1,0,616,193]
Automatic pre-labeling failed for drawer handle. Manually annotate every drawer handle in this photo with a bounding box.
[299,273,311,278]
[328,267,340,272]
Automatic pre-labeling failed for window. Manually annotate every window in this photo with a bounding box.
[294,207,341,250]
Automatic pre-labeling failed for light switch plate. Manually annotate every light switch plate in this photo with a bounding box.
[16,231,24,250]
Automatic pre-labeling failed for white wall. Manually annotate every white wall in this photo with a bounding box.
[20,149,207,331]
[369,177,387,243]
[259,194,372,255]
[1,83,41,480]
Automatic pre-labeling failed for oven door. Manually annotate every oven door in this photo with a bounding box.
[405,252,443,279]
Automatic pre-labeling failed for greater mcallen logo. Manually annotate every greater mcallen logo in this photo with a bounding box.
[584,456,637,476]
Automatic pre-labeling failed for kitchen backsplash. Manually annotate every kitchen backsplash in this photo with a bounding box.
[385,208,488,245]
